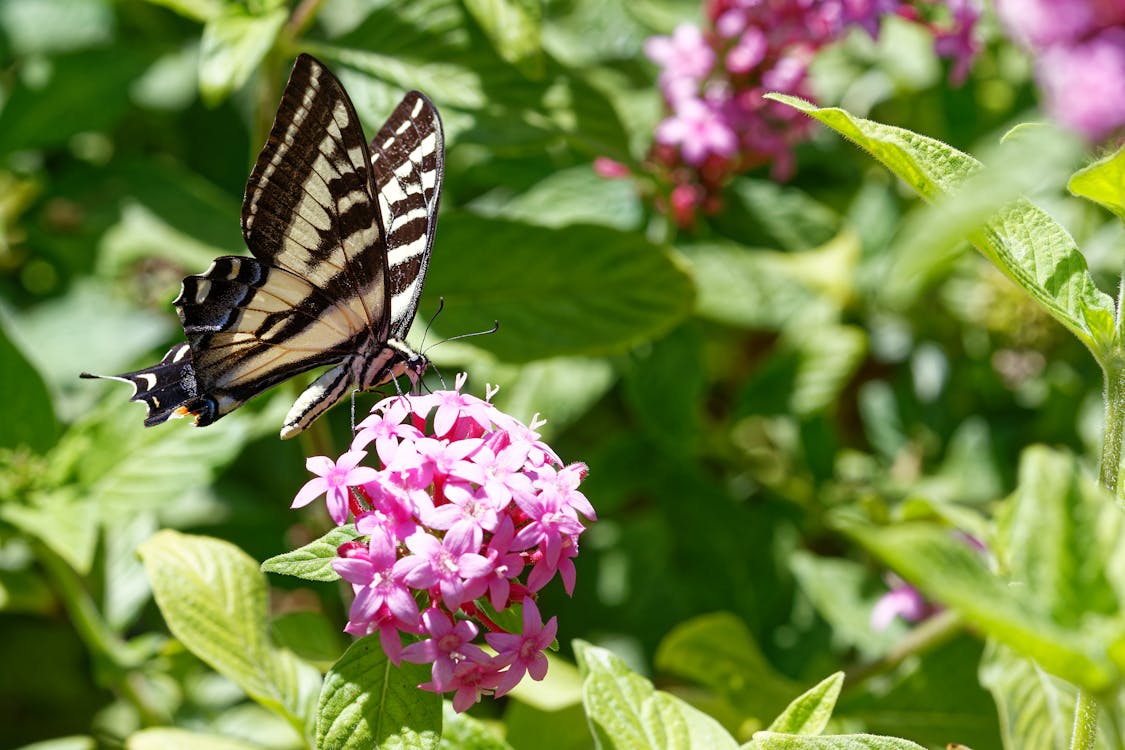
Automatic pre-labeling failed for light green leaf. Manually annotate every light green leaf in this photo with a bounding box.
[575,640,740,750]
[261,525,359,581]
[753,733,927,750]
[463,0,543,75]
[199,6,287,105]
[103,512,158,630]
[316,634,440,750]
[0,0,113,55]
[1069,145,1125,222]
[771,95,1115,358]
[439,702,514,749]
[0,322,59,453]
[840,518,1119,692]
[125,728,263,750]
[2,489,98,574]
[654,613,801,723]
[714,179,840,252]
[979,640,1077,750]
[469,164,643,231]
[423,214,694,362]
[766,673,844,735]
[138,531,320,741]
[271,611,347,671]
[138,0,226,23]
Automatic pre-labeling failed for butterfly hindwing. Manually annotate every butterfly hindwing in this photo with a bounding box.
[84,54,444,436]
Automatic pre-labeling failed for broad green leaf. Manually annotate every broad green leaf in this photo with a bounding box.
[840,519,1120,692]
[789,551,903,659]
[271,611,347,670]
[0,322,59,452]
[766,673,843,735]
[0,0,113,55]
[654,613,801,723]
[503,699,588,750]
[423,214,694,362]
[753,733,927,750]
[1069,145,1125,222]
[261,525,359,581]
[713,179,840,252]
[1000,446,1122,625]
[771,95,1115,358]
[463,0,543,75]
[125,728,262,750]
[507,654,583,711]
[979,640,1077,750]
[469,164,643,231]
[103,512,158,630]
[440,702,514,749]
[138,531,320,741]
[2,489,98,574]
[316,634,440,750]
[575,641,740,750]
[199,6,287,105]
[14,738,96,750]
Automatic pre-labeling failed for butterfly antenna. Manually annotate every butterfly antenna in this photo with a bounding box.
[429,361,448,390]
[421,320,500,358]
[418,297,445,351]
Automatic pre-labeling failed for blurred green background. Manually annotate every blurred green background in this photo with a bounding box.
[0,1,1116,748]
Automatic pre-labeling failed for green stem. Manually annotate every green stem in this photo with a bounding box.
[1071,359,1125,750]
[842,609,963,690]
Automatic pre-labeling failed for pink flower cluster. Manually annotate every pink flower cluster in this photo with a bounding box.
[291,375,595,712]
[606,0,980,228]
[997,0,1125,140]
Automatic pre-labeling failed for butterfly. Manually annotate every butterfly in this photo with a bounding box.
[82,54,444,439]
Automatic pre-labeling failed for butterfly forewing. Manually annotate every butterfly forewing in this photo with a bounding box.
[84,54,444,436]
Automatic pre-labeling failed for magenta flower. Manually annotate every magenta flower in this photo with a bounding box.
[645,23,716,85]
[291,450,380,525]
[655,97,739,166]
[870,581,931,631]
[1037,28,1125,140]
[289,376,592,711]
[485,598,558,696]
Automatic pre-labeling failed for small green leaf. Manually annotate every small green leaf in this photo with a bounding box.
[654,613,801,724]
[125,728,263,750]
[439,702,514,749]
[138,531,320,740]
[463,0,543,75]
[753,732,928,750]
[1069,145,1125,221]
[3,489,99,574]
[0,0,113,55]
[576,640,740,750]
[979,640,1077,750]
[770,95,1115,358]
[138,0,226,22]
[261,525,359,581]
[767,673,844,735]
[199,6,287,105]
[423,214,694,362]
[316,634,440,750]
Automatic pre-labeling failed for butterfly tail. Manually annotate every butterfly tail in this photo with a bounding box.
[80,343,200,427]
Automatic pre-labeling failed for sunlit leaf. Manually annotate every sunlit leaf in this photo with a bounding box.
[199,6,287,105]
[463,0,543,75]
[261,525,359,582]
[766,672,843,735]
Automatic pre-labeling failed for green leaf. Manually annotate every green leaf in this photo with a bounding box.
[125,728,263,750]
[621,324,704,451]
[138,531,320,741]
[137,0,225,23]
[575,640,740,750]
[840,517,1120,692]
[752,733,927,750]
[469,164,643,231]
[199,6,287,105]
[261,525,359,581]
[2,489,99,574]
[316,634,440,750]
[713,179,840,252]
[14,738,96,750]
[766,673,843,735]
[423,214,694,362]
[1069,145,1125,222]
[771,95,1115,358]
[462,0,543,75]
[440,702,514,749]
[0,322,59,452]
[978,640,1077,750]
[271,611,347,670]
[654,612,801,723]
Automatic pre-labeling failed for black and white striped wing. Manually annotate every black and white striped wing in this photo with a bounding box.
[369,91,444,340]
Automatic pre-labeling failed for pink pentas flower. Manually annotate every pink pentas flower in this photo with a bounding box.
[1037,27,1125,140]
[292,450,380,525]
[870,581,931,631]
[655,97,739,166]
[290,376,592,711]
[645,23,717,84]
[485,598,558,696]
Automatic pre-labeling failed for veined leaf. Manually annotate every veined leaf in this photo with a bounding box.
[463,0,543,75]
[138,531,321,742]
[1069,144,1125,222]
[316,635,440,750]
[199,6,287,105]
[770,95,1115,359]
[575,640,740,750]
[260,525,359,582]
[753,733,927,750]
[979,640,1078,750]
[766,673,844,735]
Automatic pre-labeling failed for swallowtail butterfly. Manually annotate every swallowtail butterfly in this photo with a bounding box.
[82,54,444,439]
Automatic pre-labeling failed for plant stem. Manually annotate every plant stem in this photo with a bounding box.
[1072,359,1125,750]
[842,609,963,690]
